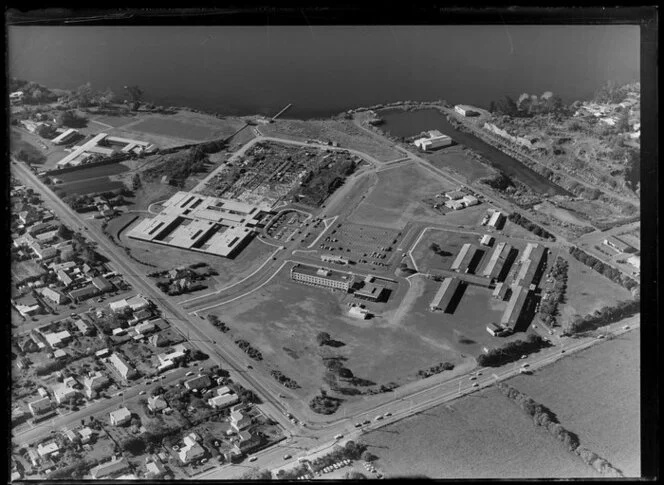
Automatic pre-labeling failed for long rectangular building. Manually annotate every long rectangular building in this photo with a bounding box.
[457,245,483,274]
[500,285,530,329]
[481,242,507,277]
[514,245,546,288]
[450,243,472,271]
[429,277,461,312]
[290,264,355,291]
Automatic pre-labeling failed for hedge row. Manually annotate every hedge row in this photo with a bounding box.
[476,334,549,367]
[497,382,622,477]
[562,298,640,335]
[508,212,556,240]
[568,246,638,291]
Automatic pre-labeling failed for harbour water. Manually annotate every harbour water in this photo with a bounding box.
[9,25,639,119]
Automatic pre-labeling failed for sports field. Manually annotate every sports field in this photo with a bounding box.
[361,386,601,479]
[507,329,640,477]
[348,164,455,229]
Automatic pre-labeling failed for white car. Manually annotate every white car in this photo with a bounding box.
[139,391,146,395]
[248,456,257,462]
[521,363,529,368]
[472,382,479,388]
[623,325,630,330]
[186,371,195,376]
[334,434,343,439]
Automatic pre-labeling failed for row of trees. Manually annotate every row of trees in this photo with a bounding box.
[562,298,640,335]
[568,247,639,291]
[507,212,556,240]
[235,339,263,361]
[270,369,300,389]
[10,78,59,104]
[143,146,210,186]
[497,382,622,477]
[537,257,568,327]
[417,361,454,379]
[208,314,230,333]
[488,93,566,117]
[476,334,549,367]
[309,389,342,414]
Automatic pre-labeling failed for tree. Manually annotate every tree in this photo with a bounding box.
[361,451,378,462]
[125,85,144,109]
[316,332,331,346]
[75,83,94,108]
[131,173,142,190]
[241,468,272,480]
[120,436,146,456]
[57,110,85,128]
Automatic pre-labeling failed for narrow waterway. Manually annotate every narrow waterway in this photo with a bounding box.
[378,108,571,197]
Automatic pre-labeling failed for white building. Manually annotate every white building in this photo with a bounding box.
[454,105,480,117]
[108,352,135,380]
[413,130,453,151]
[52,377,79,404]
[348,306,370,319]
[109,407,132,426]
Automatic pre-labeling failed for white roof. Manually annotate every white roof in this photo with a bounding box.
[110,407,132,421]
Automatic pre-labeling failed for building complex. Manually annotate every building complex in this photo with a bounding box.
[127,191,272,258]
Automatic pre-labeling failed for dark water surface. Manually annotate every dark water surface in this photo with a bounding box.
[9,26,639,119]
[379,108,570,196]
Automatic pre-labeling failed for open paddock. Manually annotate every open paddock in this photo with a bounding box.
[203,265,469,405]
[348,164,455,229]
[507,329,640,477]
[362,386,600,479]
[425,145,497,182]
[558,254,635,325]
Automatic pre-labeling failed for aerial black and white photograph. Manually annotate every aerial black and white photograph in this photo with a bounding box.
[6,7,656,481]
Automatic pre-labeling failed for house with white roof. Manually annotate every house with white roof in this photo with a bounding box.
[52,377,79,404]
[90,458,129,479]
[37,441,60,458]
[109,407,132,426]
[178,437,205,464]
[147,395,168,412]
[83,371,110,398]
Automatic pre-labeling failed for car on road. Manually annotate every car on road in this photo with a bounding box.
[139,391,146,395]
[354,423,362,428]
[247,365,253,369]
[520,355,527,359]
[596,334,605,339]
[472,382,479,388]
[375,415,383,421]
[363,420,371,425]
[623,325,630,330]
[521,363,529,368]
[283,454,291,460]
[469,376,477,381]
[334,434,343,439]
[172,445,179,451]
[561,349,566,353]
[384,412,392,417]
[248,456,258,462]
[185,371,194,376]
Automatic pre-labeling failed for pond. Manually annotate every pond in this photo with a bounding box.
[379,108,570,196]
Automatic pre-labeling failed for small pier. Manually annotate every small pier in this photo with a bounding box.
[272,103,292,121]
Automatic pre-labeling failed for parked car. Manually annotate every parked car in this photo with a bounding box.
[283,454,291,460]
[375,415,383,421]
[384,412,392,417]
[334,434,343,439]
[248,456,257,462]
[186,371,195,376]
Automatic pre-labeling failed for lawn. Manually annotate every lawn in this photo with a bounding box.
[348,164,455,229]
[361,386,601,479]
[558,253,634,325]
[204,265,470,404]
[129,117,227,141]
[260,118,403,162]
[506,329,640,477]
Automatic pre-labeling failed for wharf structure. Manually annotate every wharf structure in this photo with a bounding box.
[127,191,272,258]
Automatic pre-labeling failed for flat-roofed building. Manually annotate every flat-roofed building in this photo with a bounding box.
[445,190,465,200]
[429,277,461,313]
[290,264,355,291]
[208,392,239,409]
[126,191,271,259]
[354,282,387,302]
[43,330,72,349]
[348,306,371,319]
[451,244,472,271]
[413,130,453,151]
[500,285,530,330]
[462,195,479,207]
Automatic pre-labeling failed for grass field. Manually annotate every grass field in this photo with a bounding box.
[129,117,227,141]
[361,386,600,479]
[260,118,403,162]
[506,329,640,477]
[12,260,47,283]
[425,145,497,182]
[349,164,455,229]
[558,253,634,324]
[205,266,469,402]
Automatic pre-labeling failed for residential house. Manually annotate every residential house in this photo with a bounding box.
[128,309,153,325]
[145,461,166,479]
[68,284,99,303]
[83,371,110,398]
[52,377,79,404]
[74,318,93,335]
[108,352,136,380]
[19,337,39,353]
[208,389,239,409]
[40,287,68,305]
[135,320,157,335]
[91,276,114,293]
[230,408,252,431]
[109,407,132,426]
[28,397,52,416]
[149,333,170,348]
[90,458,129,479]
[184,375,211,391]
[43,330,72,349]
[178,436,205,464]
[53,349,67,360]
[65,429,80,443]
[79,427,95,444]
[56,269,74,287]
[37,441,60,458]
[147,395,168,412]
